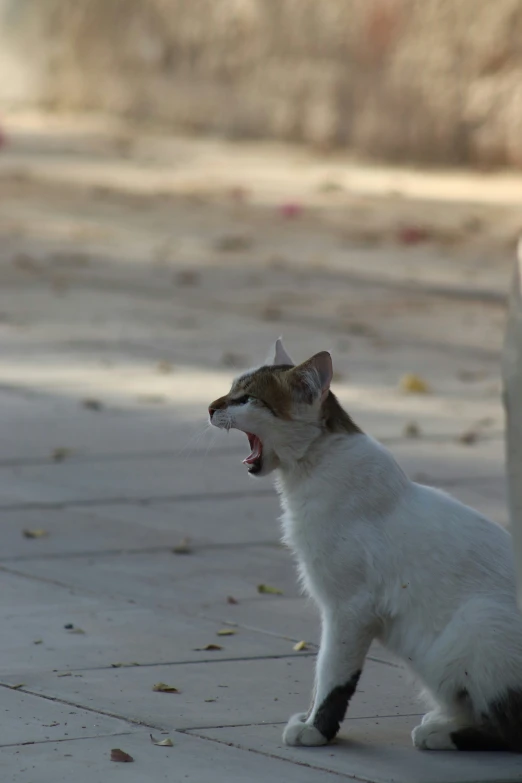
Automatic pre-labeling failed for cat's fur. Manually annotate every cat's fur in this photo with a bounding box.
[209,339,522,752]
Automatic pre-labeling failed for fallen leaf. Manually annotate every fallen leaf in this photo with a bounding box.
[193,644,223,651]
[172,538,192,555]
[214,234,253,252]
[257,584,283,595]
[157,361,174,374]
[153,682,180,693]
[457,429,479,445]
[57,672,72,678]
[229,186,249,203]
[204,698,216,703]
[226,596,239,605]
[397,225,430,245]
[399,374,430,394]
[260,305,282,322]
[9,683,25,690]
[293,641,308,651]
[52,447,72,462]
[82,398,103,411]
[63,623,74,630]
[22,529,48,539]
[403,421,421,438]
[33,639,43,645]
[175,270,200,286]
[43,721,60,727]
[150,734,173,747]
[68,627,86,635]
[111,748,134,763]
[279,202,303,219]
[217,629,236,636]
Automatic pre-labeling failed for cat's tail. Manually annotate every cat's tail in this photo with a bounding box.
[451,688,522,753]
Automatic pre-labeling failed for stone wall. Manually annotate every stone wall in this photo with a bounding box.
[2,0,522,167]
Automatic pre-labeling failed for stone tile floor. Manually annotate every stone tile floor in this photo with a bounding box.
[0,113,519,781]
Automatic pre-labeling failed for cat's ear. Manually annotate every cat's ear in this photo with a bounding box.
[290,351,332,403]
[266,337,294,366]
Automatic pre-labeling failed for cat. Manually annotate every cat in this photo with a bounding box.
[208,339,522,752]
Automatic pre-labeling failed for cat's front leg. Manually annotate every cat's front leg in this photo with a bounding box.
[283,612,372,747]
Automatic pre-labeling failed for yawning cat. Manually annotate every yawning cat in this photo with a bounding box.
[208,339,522,752]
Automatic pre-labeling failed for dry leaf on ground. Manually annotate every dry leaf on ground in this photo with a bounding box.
[193,644,223,651]
[9,683,25,690]
[257,584,283,595]
[293,641,308,651]
[52,447,72,462]
[403,421,421,438]
[82,398,103,411]
[153,682,180,693]
[217,629,236,636]
[157,361,174,374]
[111,749,134,763]
[457,429,479,445]
[213,234,253,252]
[279,202,303,219]
[399,374,430,394]
[172,538,192,555]
[226,596,239,605]
[150,734,173,747]
[22,529,48,539]
[175,270,200,287]
[397,225,430,245]
[67,627,86,635]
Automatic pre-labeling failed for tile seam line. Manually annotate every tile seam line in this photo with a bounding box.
[0,682,163,731]
[0,730,136,750]
[178,729,371,781]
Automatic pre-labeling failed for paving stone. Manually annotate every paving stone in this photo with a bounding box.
[0,730,348,783]
[4,657,419,732]
[5,547,300,611]
[190,721,522,783]
[0,685,133,746]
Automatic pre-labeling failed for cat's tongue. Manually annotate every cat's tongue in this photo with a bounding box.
[243,433,262,465]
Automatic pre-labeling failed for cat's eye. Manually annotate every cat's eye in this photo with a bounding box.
[232,394,256,405]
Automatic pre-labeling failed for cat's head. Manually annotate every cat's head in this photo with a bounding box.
[208,339,352,477]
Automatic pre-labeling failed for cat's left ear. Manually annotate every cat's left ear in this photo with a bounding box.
[291,351,332,403]
[266,337,294,367]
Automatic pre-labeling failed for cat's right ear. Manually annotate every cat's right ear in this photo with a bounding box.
[290,351,332,404]
[266,337,294,367]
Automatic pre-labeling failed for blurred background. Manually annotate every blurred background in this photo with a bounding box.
[0,0,519,476]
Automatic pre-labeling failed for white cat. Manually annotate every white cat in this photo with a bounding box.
[209,339,522,752]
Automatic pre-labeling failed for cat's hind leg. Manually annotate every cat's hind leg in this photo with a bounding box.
[283,611,373,747]
[412,714,461,750]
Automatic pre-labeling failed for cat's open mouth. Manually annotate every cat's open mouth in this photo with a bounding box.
[242,432,263,474]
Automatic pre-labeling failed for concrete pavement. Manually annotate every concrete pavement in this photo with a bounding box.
[0,113,520,782]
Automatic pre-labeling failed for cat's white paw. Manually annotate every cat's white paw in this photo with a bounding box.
[412,721,457,750]
[283,713,328,746]
[421,710,441,726]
